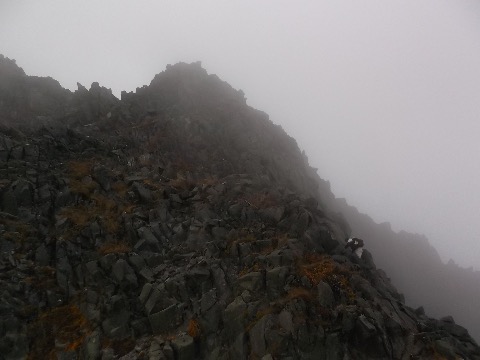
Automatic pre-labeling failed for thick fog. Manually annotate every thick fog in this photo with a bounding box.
[2,1,479,269]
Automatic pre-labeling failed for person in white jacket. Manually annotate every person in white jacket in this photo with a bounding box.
[345,237,364,258]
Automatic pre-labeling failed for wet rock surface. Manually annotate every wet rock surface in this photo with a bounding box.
[0,55,479,359]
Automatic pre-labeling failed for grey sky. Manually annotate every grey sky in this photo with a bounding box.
[1,0,480,269]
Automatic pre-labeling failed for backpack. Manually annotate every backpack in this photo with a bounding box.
[353,238,364,247]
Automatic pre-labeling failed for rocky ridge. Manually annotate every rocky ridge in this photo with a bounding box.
[0,54,479,359]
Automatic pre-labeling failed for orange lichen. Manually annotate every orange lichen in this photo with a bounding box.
[68,178,98,197]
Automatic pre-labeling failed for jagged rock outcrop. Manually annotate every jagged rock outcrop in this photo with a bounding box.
[0,54,119,130]
[0,55,71,128]
[0,55,479,359]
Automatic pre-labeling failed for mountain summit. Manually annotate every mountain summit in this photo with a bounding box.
[0,55,478,359]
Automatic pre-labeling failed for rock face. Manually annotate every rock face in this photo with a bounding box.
[0,54,479,359]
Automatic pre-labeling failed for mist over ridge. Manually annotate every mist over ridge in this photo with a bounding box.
[3,1,479,271]
[1,51,480,357]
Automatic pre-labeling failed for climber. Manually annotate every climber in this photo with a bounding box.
[345,237,364,258]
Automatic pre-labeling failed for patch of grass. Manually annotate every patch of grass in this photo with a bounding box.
[197,175,219,187]
[0,218,35,250]
[238,234,257,243]
[245,286,319,334]
[258,244,276,255]
[300,255,337,285]
[426,345,449,360]
[121,203,137,214]
[169,176,195,190]
[59,205,91,230]
[298,254,355,302]
[172,157,194,174]
[286,287,315,302]
[238,263,263,277]
[3,231,23,243]
[112,181,128,197]
[23,266,56,291]
[28,304,92,359]
[69,178,98,197]
[15,304,37,320]
[142,178,164,191]
[91,194,120,234]
[242,191,278,209]
[98,241,132,255]
[0,218,33,236]
[272,232,290,248]
[68,160,93,179]
[226,231,257,255]
[91,193,117,211]
[254,305,277,320]
[170,174,220,191]
[143,125,169,152]
[245,305,277,333]
[59,195,135,239]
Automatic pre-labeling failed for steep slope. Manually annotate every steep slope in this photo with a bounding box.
[336,198,480,343]
[0,55,479,360]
